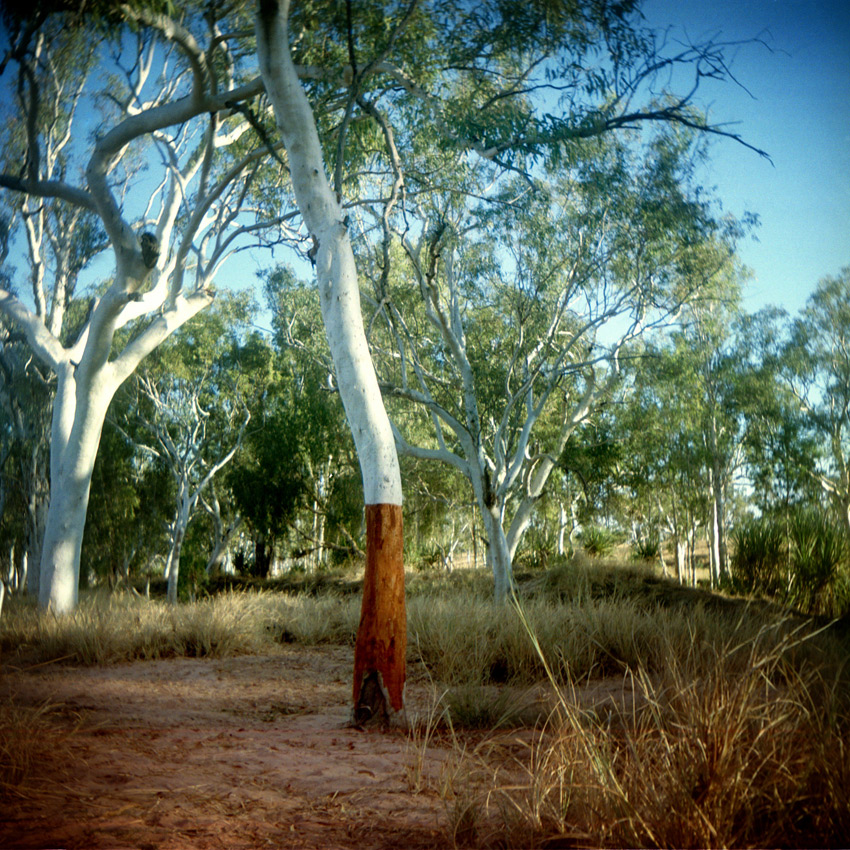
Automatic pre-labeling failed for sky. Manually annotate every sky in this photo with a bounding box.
[2,1,846,324]
[641,0,850,317]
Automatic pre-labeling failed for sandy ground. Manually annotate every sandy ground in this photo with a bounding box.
[0,647,456,850]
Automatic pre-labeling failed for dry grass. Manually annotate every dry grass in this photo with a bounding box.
[407,585,836,689]
[441,611,850,848]
[3,562,849,848]
[0,699,81,802]
[0,589,360,665]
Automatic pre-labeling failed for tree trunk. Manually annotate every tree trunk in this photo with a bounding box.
[707,413,728,581]
[480,500,513,604]
[675,537,685,584]
[38,372,110,612]
[351,504,406,726]
[557,503,568,557]
[165,526,184,605]
[256,0,407,726]
[254,534,272,578]
[18,549,28,594]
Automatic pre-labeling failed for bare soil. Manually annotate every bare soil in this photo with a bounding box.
[0,647,454,850]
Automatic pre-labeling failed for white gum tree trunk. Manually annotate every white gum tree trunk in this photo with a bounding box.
[1,9,282,613]
[256,0,406,726]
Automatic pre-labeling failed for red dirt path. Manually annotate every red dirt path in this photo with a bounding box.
[0,647,452,849]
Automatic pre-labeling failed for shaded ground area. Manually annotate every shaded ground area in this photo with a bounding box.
[0,647,450,849]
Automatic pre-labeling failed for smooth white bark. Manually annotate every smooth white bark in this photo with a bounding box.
[256,0,401,507]
[0,15,279,611]
[388,236,625,599]
[134,371,250,604]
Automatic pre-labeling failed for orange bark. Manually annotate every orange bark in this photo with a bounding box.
[351,503,407,727]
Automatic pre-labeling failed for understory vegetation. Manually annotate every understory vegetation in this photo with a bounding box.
[2,557,848,847]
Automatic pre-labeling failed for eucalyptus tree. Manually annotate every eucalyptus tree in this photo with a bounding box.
[616,337,719,583]
[81,409,161,592]
[734,308,821,519]
[782,268,850,534]
[0,321,51,595]
[0,6,288,612]
[122,296,255,603]
[675,265,749,583]
[252,0,767,719]
[242,266,365,572]
[371,135,744,598]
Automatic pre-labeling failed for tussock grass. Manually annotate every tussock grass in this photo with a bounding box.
[408,584,828,689]
[441,612,850,848]
[0,589,361,665]
[0,700,80,801]
[441,684,545,730]
[266,594,360,645]
[0,591,275,664]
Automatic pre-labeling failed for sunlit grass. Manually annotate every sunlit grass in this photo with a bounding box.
[0,588,361,665]
[440,615,850,848]
[1,559,848,847]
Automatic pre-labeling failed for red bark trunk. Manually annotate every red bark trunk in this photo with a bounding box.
[351,503,407,727]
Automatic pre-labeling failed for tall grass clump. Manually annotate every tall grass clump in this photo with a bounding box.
[265,594,360,645]
[409,574,782,691]
[789,509,849,615]
[631,530,661,563]
[0,589,367,666]
[730,510,850,617]
[0,591,283,664]
[730,515,787,596]
[442,614,850,848]
[577,525,619,557]
[0,700,79,801]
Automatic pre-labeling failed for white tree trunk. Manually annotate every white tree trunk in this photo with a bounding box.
[480,502,513,604]
[165,526,185,605]
[557,503,568,557]
[257,0,406,725]
[255,4,400,510]
[675,537,686,584]
[38,366,113,612]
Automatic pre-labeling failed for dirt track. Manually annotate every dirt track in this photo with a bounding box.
[1,647,451,849]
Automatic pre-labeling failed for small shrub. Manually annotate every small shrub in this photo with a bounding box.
[631,530,661,562]
[789,509,849,615]
[577,525,619,557]
[730,515,787,596]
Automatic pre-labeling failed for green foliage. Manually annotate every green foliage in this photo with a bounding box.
[730,515,787,597]
[631,529,661,562]
[729,508,850,617]
[577,524,619,557]
[789,508,849,616]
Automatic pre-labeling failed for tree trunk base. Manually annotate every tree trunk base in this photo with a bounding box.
[351,503,407,729]
[349,670,407,729]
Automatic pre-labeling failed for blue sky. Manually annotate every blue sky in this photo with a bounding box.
[642,0,850,317]
[3,2,845,324]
